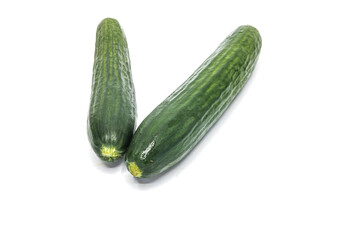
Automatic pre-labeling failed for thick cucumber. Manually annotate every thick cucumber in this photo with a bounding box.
[125,25,261,177]
[88,18,136,162]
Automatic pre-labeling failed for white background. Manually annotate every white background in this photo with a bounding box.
[0,0,359,239]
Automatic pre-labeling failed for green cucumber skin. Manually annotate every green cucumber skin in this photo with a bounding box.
[88,18,136,162]
[125,25,261,178]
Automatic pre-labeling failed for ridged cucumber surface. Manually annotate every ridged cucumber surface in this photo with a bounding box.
[88,18,136,162]
[125,25,261,177]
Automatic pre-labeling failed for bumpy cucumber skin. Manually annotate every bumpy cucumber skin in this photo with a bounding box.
[88,18,136,162]
[125,25,261,177]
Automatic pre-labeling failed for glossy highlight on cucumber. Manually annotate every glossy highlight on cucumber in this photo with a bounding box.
[88,18,136,162]
[125,25,261,178]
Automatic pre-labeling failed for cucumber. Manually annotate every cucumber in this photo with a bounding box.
[87,18,136,162]
[125,25,261,177]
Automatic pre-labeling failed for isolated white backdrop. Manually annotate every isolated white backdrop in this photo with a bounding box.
[0,0,359,239]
